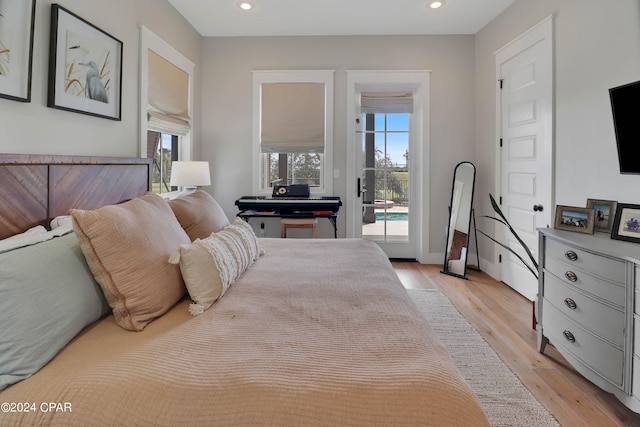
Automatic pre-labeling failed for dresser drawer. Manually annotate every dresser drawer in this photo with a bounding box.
[544,273,624,346]
[545,255,625,307]
[543,300,624,387]
[545,238,625,284]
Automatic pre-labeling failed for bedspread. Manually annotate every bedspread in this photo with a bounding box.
[1,238,488,426]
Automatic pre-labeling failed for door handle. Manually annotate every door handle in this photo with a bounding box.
[357,178,361,198]
[533,204,544,212]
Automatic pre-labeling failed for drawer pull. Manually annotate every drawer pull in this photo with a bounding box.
[564,298,577,310]
[563,330,576,343]
[564,271,578,282]
[564,250,578,261]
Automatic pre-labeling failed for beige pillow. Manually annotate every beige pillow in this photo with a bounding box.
[169,218,263,316]
[168,190,230,241]
[71,193,191,331]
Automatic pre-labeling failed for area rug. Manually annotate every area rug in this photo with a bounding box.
[408,289,560,427]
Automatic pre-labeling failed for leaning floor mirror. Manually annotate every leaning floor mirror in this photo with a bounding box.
[442,161,476,279]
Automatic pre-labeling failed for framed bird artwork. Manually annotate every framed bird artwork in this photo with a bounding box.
[48,4,123,120]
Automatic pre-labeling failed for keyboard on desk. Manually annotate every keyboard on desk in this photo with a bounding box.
[235,196,342,214]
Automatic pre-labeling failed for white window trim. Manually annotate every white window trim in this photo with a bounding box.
[139,26,195,161]
[252,70,334,196]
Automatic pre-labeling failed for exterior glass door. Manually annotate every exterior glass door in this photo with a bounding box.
[358,113,410,243]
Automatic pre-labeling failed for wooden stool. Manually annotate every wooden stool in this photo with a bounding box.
[281,218,318,238]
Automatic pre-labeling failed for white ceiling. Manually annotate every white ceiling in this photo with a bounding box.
[168,0,516,37]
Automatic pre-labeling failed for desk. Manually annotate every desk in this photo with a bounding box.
[237,211,339,238]
[235,196,341,238]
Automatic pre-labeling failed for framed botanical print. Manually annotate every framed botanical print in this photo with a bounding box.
[0,0,36,102]
[48,4,123,120]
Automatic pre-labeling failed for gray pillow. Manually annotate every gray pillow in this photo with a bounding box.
[0,232,109,391]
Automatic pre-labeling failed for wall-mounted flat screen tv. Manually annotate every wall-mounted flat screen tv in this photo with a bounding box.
[609,80,640,174]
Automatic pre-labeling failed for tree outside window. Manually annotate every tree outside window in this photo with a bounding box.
[267,153,321,187]
[148,131,178,194]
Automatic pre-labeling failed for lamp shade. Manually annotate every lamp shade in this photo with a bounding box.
[170,161,211,188]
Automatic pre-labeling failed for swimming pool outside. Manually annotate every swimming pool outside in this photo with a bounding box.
[375,212,409,221]
[363,206,409,241]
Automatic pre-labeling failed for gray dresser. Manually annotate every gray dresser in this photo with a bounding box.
[538,228,640,413]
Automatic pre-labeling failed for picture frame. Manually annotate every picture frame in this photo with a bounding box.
[554,205,595,234]
[586,198,617,233]
[611,203,640,243]
[48,4,123,120]
[0,0,36,102]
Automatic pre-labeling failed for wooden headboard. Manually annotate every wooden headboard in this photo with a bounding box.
[0,154,152,239]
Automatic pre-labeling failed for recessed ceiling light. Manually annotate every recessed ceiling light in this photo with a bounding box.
[428,1,445,9]
[239,2,253,11]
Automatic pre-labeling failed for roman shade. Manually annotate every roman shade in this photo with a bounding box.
[260,83,325,153]
[361,92,414,114]
[148,50,191,136]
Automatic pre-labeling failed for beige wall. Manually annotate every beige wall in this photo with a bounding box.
[475,0,640,269]
[0,0,202,158]
[202,35,475,249]
[5,0,638,263]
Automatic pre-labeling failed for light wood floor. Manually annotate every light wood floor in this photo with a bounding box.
[392,261,640,427]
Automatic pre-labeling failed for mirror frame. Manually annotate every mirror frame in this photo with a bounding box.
[441,161,476,279]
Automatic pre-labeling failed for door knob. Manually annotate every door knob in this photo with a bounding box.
[533,204,544,212]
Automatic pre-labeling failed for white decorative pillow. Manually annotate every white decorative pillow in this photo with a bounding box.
[0,221,74,254]
[0,226,47,254]
[169,218,264,316]
[50,215,73,230]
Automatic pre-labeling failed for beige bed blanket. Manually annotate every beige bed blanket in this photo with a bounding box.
[1,238,488,426]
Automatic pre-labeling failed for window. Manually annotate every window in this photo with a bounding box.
[264,152,322,188]
[253,70,334,195]
[148,131,178,194]
[139,26,194,188]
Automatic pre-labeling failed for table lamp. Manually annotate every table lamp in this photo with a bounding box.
[169,161,211,195]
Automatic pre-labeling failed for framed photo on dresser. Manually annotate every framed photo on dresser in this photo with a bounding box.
[587,199,617,233]
[554,205,594,234]
[611,203,640,243]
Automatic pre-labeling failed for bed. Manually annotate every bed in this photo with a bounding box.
[0,154,489,426]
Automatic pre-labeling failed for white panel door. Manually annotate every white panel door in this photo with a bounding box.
[496,18,553,301]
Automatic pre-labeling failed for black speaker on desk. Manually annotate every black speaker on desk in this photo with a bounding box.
[272,184,310,198]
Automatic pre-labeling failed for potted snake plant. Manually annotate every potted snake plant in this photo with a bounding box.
[476,194,539,279]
